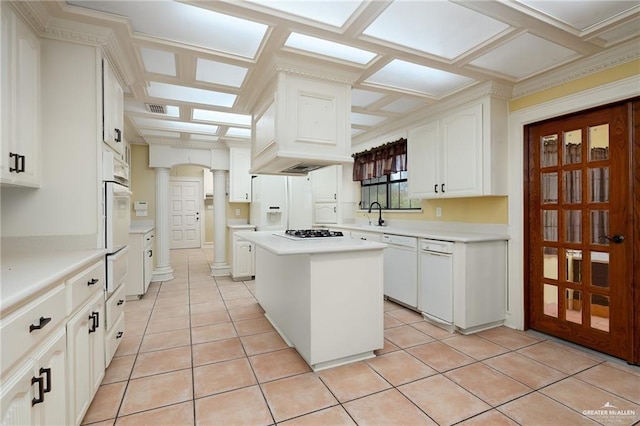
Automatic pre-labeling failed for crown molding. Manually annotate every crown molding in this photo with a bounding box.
[512,40,639,99]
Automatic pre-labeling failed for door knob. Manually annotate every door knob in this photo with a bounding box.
[604,234,625,244]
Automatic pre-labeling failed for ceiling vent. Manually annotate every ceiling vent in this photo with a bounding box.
[145,103,167,114]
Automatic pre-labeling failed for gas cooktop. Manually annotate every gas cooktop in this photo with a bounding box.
[284,229,344,238]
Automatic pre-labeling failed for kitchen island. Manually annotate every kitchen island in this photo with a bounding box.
[237,230,386,371]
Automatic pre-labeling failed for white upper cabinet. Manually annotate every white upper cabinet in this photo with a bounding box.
[251,72,352,175]
[1,2,41,187]
[228,147,251,202]
[311,165,338,203]
[102,59,124,157]
[408,97,508,199]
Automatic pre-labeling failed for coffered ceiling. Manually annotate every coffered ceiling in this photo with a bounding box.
[29,1,640,148]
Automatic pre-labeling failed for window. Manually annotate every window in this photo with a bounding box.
[360,171,420,210]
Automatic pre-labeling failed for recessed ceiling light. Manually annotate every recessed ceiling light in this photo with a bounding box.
[196,59,249,88]
[147,82,236,107]
[285,32,376,65]
[140,47,176,76]
[192,109,251,126]
[133,117,218,134]
[365,60,476,97]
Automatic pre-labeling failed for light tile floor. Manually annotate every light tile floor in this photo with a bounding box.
[83,249,640,425]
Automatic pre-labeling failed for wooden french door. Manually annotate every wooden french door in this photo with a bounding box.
[526,99,638,363]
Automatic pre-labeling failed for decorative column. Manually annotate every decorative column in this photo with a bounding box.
[152,167,174,281]
[210,169,229,276]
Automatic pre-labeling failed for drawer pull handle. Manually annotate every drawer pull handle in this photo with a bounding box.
[116,331,124,339]
[40,368,52,393]
[31,376,45,405]
[29,316,52,333]
[117,299,124,306]
[88,312,99,333]
[87,278,99,286]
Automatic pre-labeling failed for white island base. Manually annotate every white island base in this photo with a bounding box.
[252,240,384,372]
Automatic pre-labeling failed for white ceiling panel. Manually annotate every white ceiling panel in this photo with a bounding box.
[192,109,251,126]
[68,1,268,58]
[225,127,252,138]
[351,112,388,127]
[381,98,427,114]
[138,129,181,138]
[245,0,363,27]
[133,117,218,134]
[351,89,387,108]
[190,134,219,141]
[140,47,176,76]
[366,59,477,97]
[285,32,376,64]
[595,17,640,44]
[517,0,639,31]
[147,82,236,107]
[363,0,510,59]
[195,59,249,88]
[470,33,579,79]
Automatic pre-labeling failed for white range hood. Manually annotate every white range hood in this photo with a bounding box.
[250,71,353,176]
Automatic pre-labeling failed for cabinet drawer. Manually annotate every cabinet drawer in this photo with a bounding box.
[0,284,66,373]
[66,260,104,315]
[105,313,124,367]
[105,284,126,332]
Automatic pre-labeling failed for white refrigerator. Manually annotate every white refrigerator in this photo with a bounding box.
[250,175,312,231]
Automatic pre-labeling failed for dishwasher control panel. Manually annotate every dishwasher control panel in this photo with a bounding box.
[420,239,454,254]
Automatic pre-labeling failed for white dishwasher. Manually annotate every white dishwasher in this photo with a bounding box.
[382,234,418,309]
[420,239,455,329]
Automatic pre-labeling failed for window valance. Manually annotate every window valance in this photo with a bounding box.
[352,138,407,181]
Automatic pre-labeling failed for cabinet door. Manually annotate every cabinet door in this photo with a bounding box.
[66,306,92,426]
[408,121,439,198]
[0,360,36,425]
[441,104,483,197]
[235,240,254,278]
[33,329,67,426]
[311,165,338,203]
[102,60,123,156]
[66,292,105,426]
[229,148,251,202]
[88,296,105,395]
[314,203,337,224]
[0,4,40,187]
[144,247,153,291]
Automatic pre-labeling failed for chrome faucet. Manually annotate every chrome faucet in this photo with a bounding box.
[368,201,384,227]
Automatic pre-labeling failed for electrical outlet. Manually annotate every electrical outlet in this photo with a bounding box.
[235,209,241,217]
[436,207,442,217]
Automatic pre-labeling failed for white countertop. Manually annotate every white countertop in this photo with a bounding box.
[227,224,256,230]
[237,230,386,255]
[327,224,510,243]
[130,220,154,234]
[1,247,106,316]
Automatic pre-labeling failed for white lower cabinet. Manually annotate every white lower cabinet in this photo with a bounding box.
[127,229,154,299]
[228,226,256,281]
[66,291,105,426]
[0,327,67,426]
[104,284,125,367]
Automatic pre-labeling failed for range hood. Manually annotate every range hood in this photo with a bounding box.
[250,71,353,176]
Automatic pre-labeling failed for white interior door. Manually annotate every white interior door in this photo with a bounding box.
[170,178,201,249]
